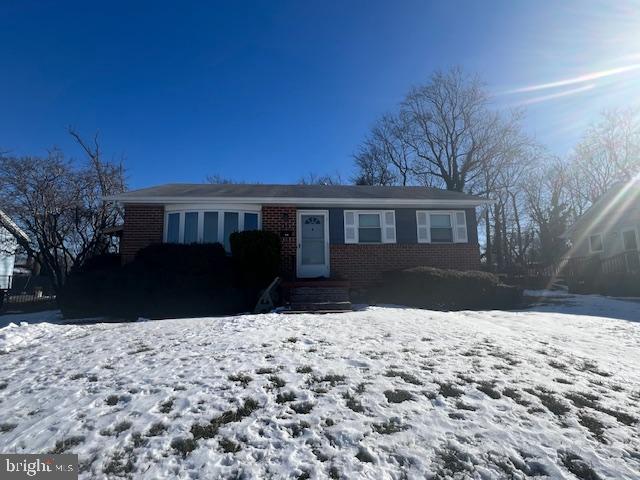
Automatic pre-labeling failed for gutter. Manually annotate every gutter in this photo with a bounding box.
[102,195,495,208]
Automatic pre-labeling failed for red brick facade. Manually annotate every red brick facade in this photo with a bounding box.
[121,204,164,263]
[330,243,481,287]
[120,203,482,286]
[261,205,297,278]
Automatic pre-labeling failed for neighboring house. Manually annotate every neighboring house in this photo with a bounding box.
[105,184,490,286]
[0,209,29,290]
[562,179,640,272]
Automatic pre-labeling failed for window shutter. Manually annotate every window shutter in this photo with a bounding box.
[416,211,430,243]
[454,211,468,243]
[344,211,357,243]
[382,211,396,243]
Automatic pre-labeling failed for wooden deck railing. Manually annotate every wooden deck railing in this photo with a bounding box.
[564,251,640,277]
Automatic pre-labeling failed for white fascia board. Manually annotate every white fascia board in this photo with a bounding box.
[103,195,495,208]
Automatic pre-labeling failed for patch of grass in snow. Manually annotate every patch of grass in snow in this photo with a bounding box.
[103,449,136,476]
[565,391,637,426]
[455,400,477,411]
[434,444,476,477]
[356,446,376,464]
[502,388,531,407]
[558,451,602,480]
[146,422,167,436]
[113,421,132,435]
[158,398,174,414]
[296,365,313,374]
[70,373,84,380]
[438,382,464,398]
[268,375,286,389]
[578,413,607,443]
[548,360,569,371]
[87,374,98,382]
[190,398,260,441]
[291,401,315,414]
[384,389,414,403]
[487,348,520,366]
[218,437,241,453]
[105,395,120,406]
[228,372,253,386]
[476,381,501,399]
[525,387,570,416]
[371,418,408,434]
[448,412,466,420]
[0,423,17,432]
[276,391,296,404]
[554,377,573,385]
[343,392,365,413]
[384,369,423,385]
[285,420,310,437]
[285,336,299,343]
[255,367,276,374]
[0,381,7,390]
[565,391,600,409]
[128,343,153,355]
[488,451,548,478]
[171,437,197,457]
[577,360,612,378]
[318,374,347,386]
[130,432,147,448]
[50,436,85,454]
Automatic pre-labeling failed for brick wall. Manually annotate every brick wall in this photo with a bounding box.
[330,243,481,287]
[262,205,297,278]
[121,204,165,263]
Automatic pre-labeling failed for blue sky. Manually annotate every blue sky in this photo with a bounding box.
[2,1,639,188]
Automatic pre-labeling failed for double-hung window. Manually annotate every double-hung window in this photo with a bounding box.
[589,233,604,253]
[416,210,468,243]
[344,210,396,244]
[622,229,638,251]
[164,208,261,250]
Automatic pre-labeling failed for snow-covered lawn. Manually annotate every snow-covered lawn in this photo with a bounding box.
[1,293,639,479]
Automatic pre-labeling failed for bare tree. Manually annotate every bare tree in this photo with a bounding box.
[205,174,238,184]
[352,140,398,186]
[298,171,344,185]
[0,132,126,290]
[569,107,640,206]
[401,67,529,194]
[524,160,570,265]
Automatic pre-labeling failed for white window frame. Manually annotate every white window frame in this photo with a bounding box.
[588,232,604,254]
[344,210,396,244]
[163,205,261,247]
[621,228,639,251]
[416,210,468,244]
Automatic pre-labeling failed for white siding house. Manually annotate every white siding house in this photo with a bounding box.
[0,225,17,289]
[0,210,29,290]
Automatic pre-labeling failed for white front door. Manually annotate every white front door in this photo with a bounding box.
[297,210,330,278]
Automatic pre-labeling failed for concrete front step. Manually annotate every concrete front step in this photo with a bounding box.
[283,279,352,313]
[290,293,351,303]
[289,301,353,312]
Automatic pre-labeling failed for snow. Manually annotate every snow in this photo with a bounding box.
[0,293,639,479]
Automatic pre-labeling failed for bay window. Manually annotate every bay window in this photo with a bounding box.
[164,208,261,249]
